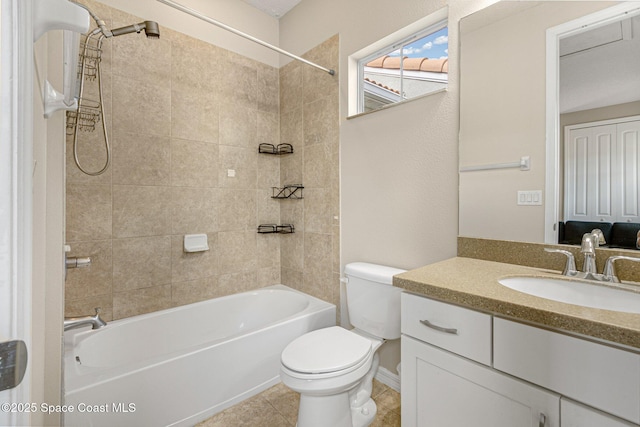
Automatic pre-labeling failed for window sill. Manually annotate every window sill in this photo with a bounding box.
[347,87,448,120]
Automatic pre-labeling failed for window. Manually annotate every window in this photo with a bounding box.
[357,20,448,114]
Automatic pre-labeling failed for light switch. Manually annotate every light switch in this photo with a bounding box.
[517,190,542,206]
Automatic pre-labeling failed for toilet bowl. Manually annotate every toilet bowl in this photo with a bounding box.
[279,262,405,427]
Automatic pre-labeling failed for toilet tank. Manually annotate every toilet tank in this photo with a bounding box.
[344,262,406,340]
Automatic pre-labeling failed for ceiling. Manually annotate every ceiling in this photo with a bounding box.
[242,0,302,18]
[559,15,640,114]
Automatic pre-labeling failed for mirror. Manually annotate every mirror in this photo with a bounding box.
[459,1,640,245]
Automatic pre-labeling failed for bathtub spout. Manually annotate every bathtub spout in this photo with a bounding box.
[64,308,107,331]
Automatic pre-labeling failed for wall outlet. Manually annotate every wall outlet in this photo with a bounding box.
[517,190,542,206]
[227,169,236,177]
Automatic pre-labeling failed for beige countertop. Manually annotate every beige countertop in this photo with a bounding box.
[393,257,640,349]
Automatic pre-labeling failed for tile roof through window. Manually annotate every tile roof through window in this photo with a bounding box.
[366,55,449,73]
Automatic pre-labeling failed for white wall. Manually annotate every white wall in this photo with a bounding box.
[280,0,495,272]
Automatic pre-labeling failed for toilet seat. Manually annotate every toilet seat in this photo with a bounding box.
[281,327,372,378]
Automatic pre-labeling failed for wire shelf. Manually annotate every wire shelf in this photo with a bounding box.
[272,184,304,199]
[77,35,102,81]
[257,224,295,234]
[258,143,294,155]
[66,98,101,134]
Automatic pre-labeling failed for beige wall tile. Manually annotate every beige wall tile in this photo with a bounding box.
[66,184,112,242]
[112,132,171,186]
[218,146,258,189]
[220,51,258,110]
[304,232,332,277]
[257,267,281,288]
[303,143,331,188]
[111,30,171,85]
[258,233,280,269]
[218,231,258,275]
[257,110,280,147]
[171,34,222,92]
[303,95,339,146]
[112,74,171,137]
[66,126,113,187]
[171,187,219,235]
[171,233,218,283]
[304,188,333,234]
[219,189,257,231]
[281,267,303,291]
[257,189,280,225]
[279,61,302,113]
[112,185,172,238]
[65,295,113,322]
[112,236,171,292]
[257,64,279,114]
[112,284,172,319]
[220,104,257,148]
[280,233,304,271]
[217,270,257,295]
[171,88,220,144]
[65,240,113,301]
[170,138,218,188]
[171,276,220,307]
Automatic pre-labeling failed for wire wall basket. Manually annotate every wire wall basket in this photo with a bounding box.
[66,98,101,135]
[258,143,294,155]
[257,224,295,234]
[272,184,304,199]
[77,35,102,81]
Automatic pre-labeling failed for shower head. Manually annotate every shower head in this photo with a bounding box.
[110,21,160,38]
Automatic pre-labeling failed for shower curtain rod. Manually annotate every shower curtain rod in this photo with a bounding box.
[155,0,335,75]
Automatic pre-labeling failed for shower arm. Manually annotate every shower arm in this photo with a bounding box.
[155,0,335,76]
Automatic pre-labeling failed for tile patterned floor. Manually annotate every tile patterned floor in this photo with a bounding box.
[197,380,401,427]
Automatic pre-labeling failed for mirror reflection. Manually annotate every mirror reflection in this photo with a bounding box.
[459,1,640,247]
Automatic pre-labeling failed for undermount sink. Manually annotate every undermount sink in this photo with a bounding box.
[498,276,640,314]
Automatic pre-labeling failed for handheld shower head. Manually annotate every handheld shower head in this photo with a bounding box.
[110,21,160,38]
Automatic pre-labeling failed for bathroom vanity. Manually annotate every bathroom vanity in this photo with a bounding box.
[394,257,640,427]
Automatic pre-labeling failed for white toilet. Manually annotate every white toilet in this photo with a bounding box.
[279,262,405,427]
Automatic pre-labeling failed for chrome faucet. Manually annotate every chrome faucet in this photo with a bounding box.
[544,248,577,276]
[603,255,640,283]
[580,232,599,274]
[64,308,107,331]
[546,228,640,284]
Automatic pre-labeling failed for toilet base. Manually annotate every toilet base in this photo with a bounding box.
[297,392,353,427]
[351,398,377,427]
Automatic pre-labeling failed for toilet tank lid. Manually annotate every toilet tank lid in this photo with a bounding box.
[344,262,406,285]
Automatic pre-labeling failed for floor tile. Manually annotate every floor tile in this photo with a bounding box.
[197,380,400,427]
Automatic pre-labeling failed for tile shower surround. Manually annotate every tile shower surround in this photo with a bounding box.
[65,0,340,321]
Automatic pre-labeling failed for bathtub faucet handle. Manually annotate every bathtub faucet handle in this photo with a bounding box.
[64,307,107,331]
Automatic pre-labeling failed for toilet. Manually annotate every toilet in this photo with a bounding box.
[279,262,405,427]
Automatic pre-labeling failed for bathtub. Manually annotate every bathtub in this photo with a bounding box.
[63,285,335,427]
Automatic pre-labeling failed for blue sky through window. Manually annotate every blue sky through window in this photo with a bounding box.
[389,27,448,60]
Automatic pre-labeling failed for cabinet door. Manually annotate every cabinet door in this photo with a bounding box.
[402,335,560,427]
[562,399,639,427]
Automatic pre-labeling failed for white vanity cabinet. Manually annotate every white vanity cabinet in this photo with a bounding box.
[401,292,640,427]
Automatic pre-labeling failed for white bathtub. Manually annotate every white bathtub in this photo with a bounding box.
[63,285,335,427]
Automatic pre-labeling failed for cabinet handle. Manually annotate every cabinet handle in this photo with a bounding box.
[419,319,458,335]
[539,413,546,427]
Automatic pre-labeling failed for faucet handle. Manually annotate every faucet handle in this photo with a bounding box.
[603,255,640,283]
[544,248,577,276]
[591,228,606,246]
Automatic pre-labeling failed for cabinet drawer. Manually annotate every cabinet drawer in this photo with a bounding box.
[494,318,640,425]
[401,293,492,365]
